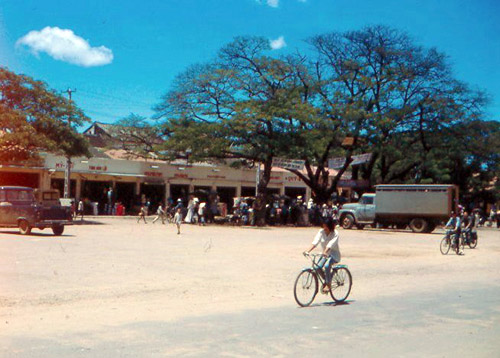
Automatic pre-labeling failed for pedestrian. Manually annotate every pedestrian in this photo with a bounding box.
[152,204,166,224]
[70,200,76,219]
[185,195,195,223]
[77,199,84,221]
[107,187,114,215]
[137,205,147,224]
[198,202,206,226]
[174,208,183,234]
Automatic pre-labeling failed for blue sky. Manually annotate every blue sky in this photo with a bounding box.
[1,0,499,127]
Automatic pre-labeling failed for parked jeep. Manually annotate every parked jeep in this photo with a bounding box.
[0,186,73,235]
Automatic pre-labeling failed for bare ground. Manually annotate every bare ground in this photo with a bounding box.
[0,219,499,357]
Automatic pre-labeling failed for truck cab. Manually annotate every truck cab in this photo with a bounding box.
[339,193,376,230]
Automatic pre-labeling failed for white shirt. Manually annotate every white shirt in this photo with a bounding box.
[312,228,341,263]
[174,212,182,224]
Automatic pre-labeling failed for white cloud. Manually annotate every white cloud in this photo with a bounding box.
[255,0,279,7]
[270,36,286,50]
[16,26,113,67]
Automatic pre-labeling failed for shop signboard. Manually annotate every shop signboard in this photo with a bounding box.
[328,153,372,169]
[272,158,305,171]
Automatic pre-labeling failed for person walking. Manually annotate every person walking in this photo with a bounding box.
[198,202,206,226]
[77,199,84,221]
[174,208,183,234]
[152,204,166,224]
[137,205,147,224]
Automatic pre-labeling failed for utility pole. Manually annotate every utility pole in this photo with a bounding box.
[63,88,76,199]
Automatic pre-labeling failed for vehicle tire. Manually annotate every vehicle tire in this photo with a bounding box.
[341,214,355,229]
[329,267,352,303]
[469,233,478,249]
[356,224,364,230]
[293,269,318,307]
[18,220,32,235]
[409,218,428,233]
[426,223,436,233]
[52,225,64,236]
[440,236,450,255]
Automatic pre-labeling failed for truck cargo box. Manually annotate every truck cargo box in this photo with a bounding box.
[375,184,457,219]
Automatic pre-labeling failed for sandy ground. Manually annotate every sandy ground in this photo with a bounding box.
[0,218,499,357]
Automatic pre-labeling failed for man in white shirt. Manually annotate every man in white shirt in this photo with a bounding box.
[304,217,341,293]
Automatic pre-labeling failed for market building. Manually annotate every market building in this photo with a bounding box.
[0,122,366,214]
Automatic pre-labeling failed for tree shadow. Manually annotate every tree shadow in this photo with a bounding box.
[0,230,75,238]
[72,219,105,225]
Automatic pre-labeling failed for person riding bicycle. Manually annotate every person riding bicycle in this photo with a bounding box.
[445,211,462,254]
[462,211,476,245]
[303,217,341,294]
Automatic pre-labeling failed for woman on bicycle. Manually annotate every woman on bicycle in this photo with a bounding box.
[303,217,341,293]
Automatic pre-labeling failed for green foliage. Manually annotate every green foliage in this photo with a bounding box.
[0,67,90,161]
[151,27,495,205]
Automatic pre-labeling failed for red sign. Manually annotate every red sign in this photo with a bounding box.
[174,173,188,179]
[145,171,162,177]
[89,165,107,171]
[207,175,226,179]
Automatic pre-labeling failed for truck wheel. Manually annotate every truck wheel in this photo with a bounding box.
[409,218,428,233]
[425,223,436,233]
[341,214,355,229]
[52,225,64,236]
[18,220,32,235]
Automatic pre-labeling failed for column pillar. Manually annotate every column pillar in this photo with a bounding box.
[75,177,82,201]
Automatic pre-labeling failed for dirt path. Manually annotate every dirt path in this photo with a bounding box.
[1,220,499,356]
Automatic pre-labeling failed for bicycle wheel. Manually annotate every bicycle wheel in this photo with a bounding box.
[468,233,478,249]
[293,269,318,307]
[440,236,450,255]
[329,267,352,303]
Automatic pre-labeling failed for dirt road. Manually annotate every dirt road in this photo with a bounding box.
[1,219,499,357]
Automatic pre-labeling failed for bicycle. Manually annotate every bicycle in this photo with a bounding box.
[462,229,478,249]
[440,229,464,255]
[293,253,352,307]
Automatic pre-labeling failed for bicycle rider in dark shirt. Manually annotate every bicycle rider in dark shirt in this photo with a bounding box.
[445,211,463,255]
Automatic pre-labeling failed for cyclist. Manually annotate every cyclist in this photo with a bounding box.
[462,211,476,245]
[445,211,462,254]
[303,217,341,294]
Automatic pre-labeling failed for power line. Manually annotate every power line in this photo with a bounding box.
[78,89,154,108]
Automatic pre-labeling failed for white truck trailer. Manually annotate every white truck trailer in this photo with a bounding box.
[338,184,459,233]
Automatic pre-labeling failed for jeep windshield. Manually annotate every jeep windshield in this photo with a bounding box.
[6,190,35,203]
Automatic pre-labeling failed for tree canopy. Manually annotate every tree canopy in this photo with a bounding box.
[0,67,90,162]
[149,26,498,205]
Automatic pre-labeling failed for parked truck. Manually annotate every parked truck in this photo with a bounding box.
[338,184,459,233]
[0,186,73,235]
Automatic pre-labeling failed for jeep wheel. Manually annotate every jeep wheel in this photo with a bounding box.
[409,218,428,233]
[341,214,355,229]
[52,225,64,236]
[19,220,32,235]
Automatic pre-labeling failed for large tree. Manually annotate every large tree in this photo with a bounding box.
[155,37,315,197]
[280,25,488,202]
[0,67,90,162]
